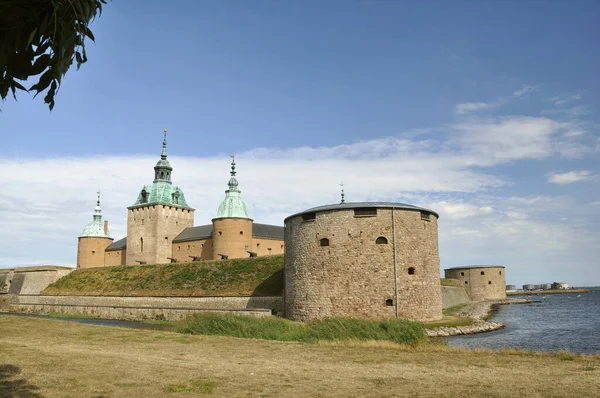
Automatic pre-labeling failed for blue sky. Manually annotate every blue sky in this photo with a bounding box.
[1,0,599,286]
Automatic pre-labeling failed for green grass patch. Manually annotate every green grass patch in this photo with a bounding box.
[42,255,284,297]
[163,379,217,394]
[558,351,576,361]
[423,316,474,329]
[176,313,427,345]
[45,312,102,320]
[442,303,471,316]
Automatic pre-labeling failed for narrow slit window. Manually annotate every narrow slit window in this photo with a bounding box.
[302,212,316,221]
[354,208,377,217]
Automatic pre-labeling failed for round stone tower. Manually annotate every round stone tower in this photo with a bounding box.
[77,192,113,268]
[444,266,506,300]
[284,202,442,322]
[211,157,253,260]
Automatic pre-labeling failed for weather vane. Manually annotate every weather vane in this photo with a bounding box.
[97,190,101,205]
[163,129,168,140]
[340,183,345,204]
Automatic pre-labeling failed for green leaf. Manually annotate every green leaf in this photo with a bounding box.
[31,54,51,75]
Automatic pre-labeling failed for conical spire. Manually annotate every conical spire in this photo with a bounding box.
[153,129,173,183]
[80,191,112,238]
[214,155,251,219]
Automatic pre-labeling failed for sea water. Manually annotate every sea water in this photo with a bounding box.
[447,288,600,354]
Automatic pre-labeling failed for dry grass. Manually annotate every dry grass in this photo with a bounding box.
[1,316,599,397]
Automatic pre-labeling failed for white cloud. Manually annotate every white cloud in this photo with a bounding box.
[455,101,498,114]
[551,93,582,106]
[547,170,594,184]
[513,85,538,97]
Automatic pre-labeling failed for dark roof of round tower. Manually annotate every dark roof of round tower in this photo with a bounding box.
[284,201,439,222]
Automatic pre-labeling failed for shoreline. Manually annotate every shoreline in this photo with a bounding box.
[507,288,591,296]
[426,298,533,337]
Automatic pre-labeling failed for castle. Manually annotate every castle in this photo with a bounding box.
[76,133,284,268]
[71,132,507,323]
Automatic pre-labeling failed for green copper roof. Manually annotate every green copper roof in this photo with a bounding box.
[131,182,191,208]
[129,131,193,209]
[80,194,112,239]
[214,157,251,220]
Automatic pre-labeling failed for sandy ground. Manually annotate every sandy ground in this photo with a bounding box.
[1,315,599,398]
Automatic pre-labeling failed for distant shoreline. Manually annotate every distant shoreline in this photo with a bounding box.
[507,288,591,296]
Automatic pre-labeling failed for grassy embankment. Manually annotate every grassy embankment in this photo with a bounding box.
[42,255,284,296]
[1,315,599,397]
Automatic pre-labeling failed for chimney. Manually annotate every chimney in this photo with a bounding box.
[104,220,109,235]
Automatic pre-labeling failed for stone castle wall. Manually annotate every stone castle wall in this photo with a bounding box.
[212,218,253,260]
[444,267,506,301]
[105,249,126,266]
[252,237,285,257]
[284,207,442,322]
[126,205,194,265]
[0,267,73,295]
[77,237,113,268]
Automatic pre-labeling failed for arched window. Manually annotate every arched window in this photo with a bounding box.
[375,236,388,245]
[319,238,329,247]
[407,267,415,275]
[160,171,164,178]
[140,189,148,204]
[140,237,144,253]
[480,271,485,275]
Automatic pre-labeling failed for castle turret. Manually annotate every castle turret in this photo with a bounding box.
[126,130,194,265]
[77,192,113,268]
[211,156,253,260]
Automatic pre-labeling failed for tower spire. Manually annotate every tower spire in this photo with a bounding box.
[97,190,101,206]
[340,183,345,204]
[161,129,168,160]
[227,154,239,191]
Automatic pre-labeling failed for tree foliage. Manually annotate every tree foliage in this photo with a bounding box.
[0,0,106,110]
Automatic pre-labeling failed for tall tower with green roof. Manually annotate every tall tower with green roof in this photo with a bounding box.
[126,130,195,265]
[77,192,113,268]
[211,156,253,260]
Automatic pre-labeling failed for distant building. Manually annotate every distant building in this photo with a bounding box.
[506,284,517,291]
[541,283,552,290]
[522,284,535,291]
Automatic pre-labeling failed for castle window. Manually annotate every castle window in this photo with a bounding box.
[319,238,329,247]
[465,281,468,284]
[257,243,260,248]
[218,231,222,236]
[408,267,415,275]
[281,245,284,249]
[187,245,190,250]
[140,237,144,252]
[245,245,249,251]
[302,212,316,221]
[488,281,492,285]
[499,271,502,275]
[240,231,243,235]
[160,171,164,178]
[420,211,431,221]
[177,246,181,251]
[354,208,377,217]
[461,272,465,276]
[481,271,485,275]
[165,237,168,241]
[375,236,388,245]
[141,189,148,203]
[92,251,95,255]
[172,191,180,205]
[385,299,393,306]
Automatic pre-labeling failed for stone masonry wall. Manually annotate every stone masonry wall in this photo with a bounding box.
[104,249,126,267]
[212,218,253,260]
[126,205,194,265]
[444,267,506,301]
[284,207,442,322]
[171,238,212,262]
[77,237,113,268]
[441,286,471,309]
[252,237,285,257]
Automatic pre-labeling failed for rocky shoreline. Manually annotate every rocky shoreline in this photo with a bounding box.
[426,298,533,337]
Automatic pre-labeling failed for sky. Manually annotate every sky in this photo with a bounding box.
[1,0,599,287]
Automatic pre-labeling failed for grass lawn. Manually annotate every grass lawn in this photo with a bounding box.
[1,315,599,397]
[42,255,284,297]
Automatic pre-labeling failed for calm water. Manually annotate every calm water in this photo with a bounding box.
[448,288,600,354]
